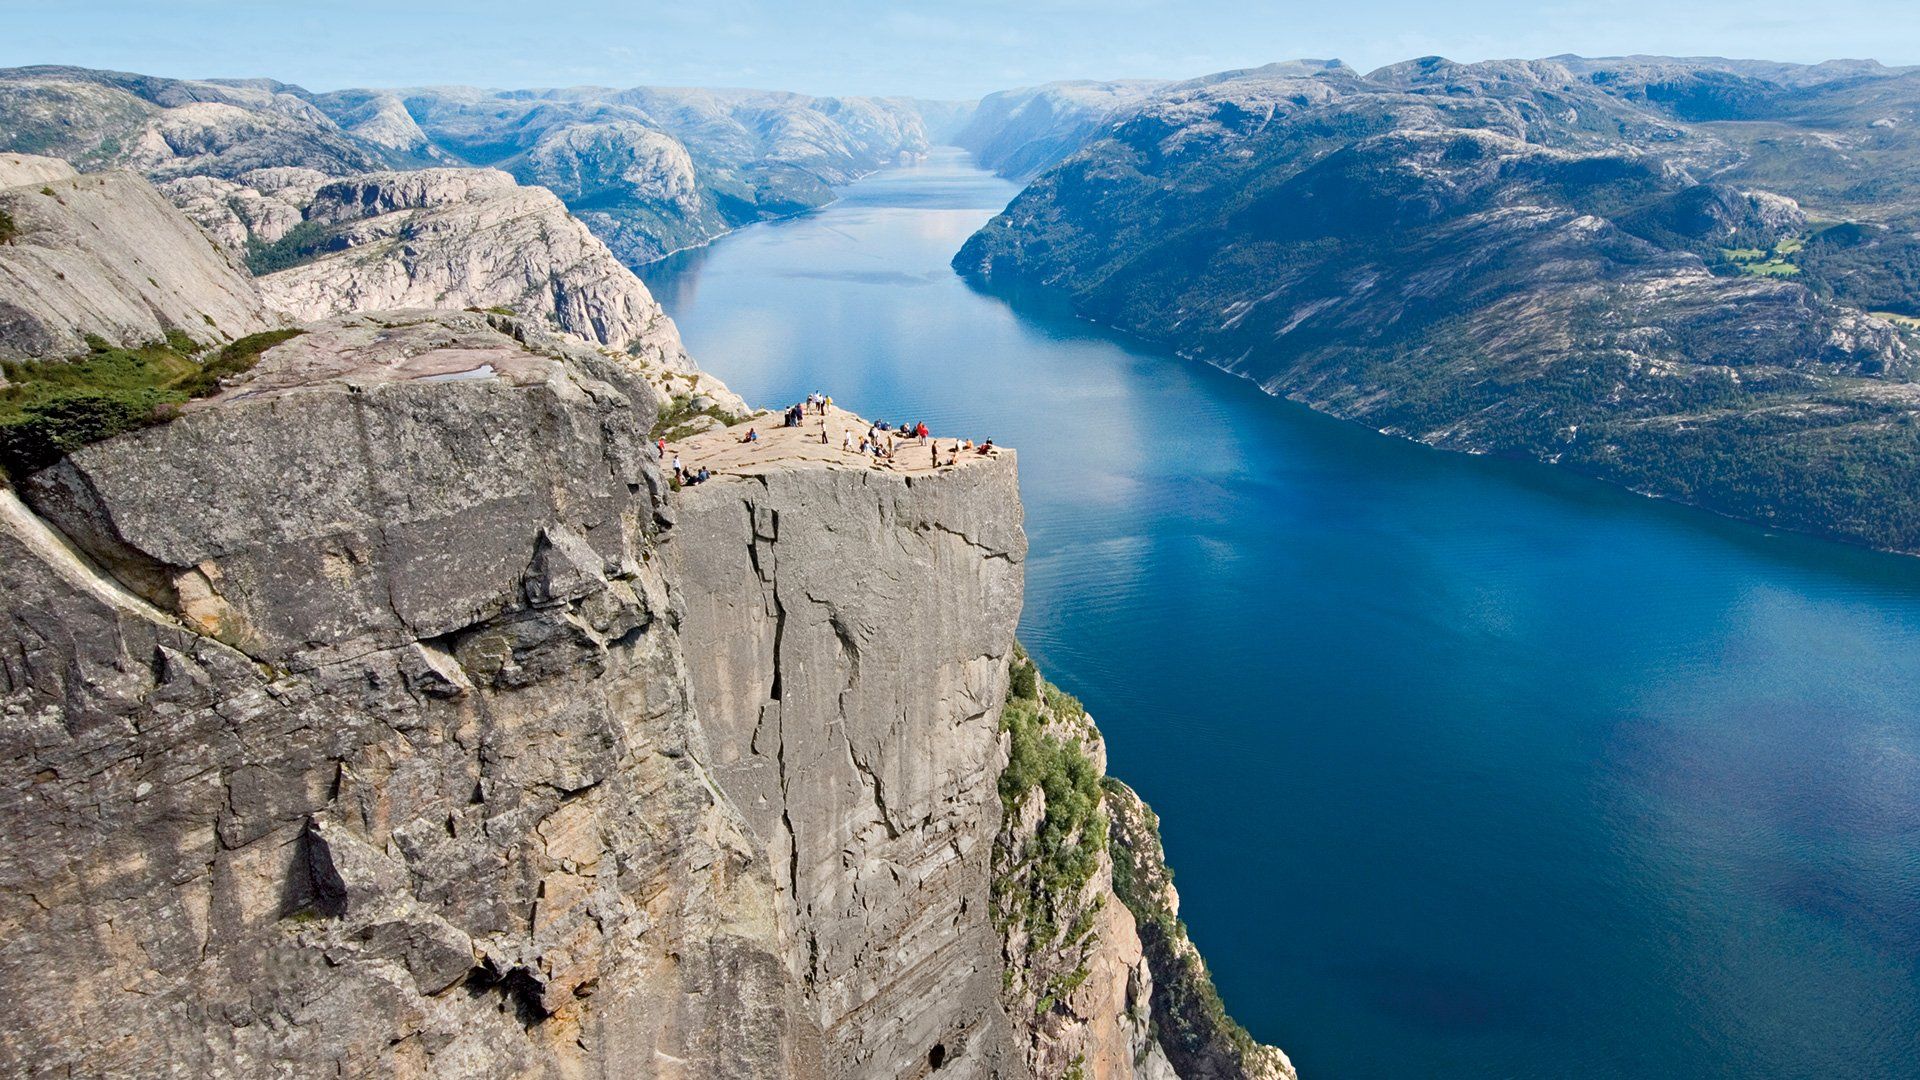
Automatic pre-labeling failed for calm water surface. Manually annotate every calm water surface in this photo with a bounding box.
[643,149,1920,1079]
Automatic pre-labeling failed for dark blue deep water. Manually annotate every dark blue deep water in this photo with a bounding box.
[643,149,1920,1079]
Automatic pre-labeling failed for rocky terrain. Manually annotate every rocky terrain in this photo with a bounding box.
[0,153,276,359]
[0,142,1279,1076]
[0,66,946,265]
[957,56,1920,555]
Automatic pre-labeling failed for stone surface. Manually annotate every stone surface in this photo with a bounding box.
[662,417,1029,1078]
[0,153,277,359]
[251,168,697,363]
[0,308,843,1076]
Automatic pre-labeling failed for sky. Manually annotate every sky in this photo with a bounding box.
[4,0,1917,99]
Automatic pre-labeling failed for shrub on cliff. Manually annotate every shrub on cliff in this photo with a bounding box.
[996,671,1107,947]
[0,328,303,478]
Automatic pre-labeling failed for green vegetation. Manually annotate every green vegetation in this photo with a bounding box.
[243,219,339,275]
[0,208,16,245]
[1720,236,1804,277]
[650,393,745,442]
[994,652,1107,949]
[0,328,302,479]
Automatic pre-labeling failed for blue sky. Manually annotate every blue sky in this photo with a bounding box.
[5,0,1916,98]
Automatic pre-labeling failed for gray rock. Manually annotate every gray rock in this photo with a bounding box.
[0,153,277,359]
[253,168,697,364]
[663,448,1029,1078]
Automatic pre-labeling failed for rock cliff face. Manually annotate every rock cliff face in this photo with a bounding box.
[662,441,1027,1076]
[0,153,277,359]
[245,168,697,365]
[1,311,824,1077]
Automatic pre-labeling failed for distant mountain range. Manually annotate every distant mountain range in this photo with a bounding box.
[956,56,1920,555]
[0,65,959,263]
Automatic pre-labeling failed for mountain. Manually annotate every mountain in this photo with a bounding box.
[0,66,942,265]
[955,79,1171,179]
[0,153,277,359]
[956,56,1920,555]
[0,142,1279,1078]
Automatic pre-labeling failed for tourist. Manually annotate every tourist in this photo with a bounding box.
[843,430,854,451]
[740,428,759,444]
[977,439,994,455]
[916,421,929,440]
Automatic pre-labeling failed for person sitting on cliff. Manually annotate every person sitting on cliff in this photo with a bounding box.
[977,439,995,455]
[739,428,759,444]
[696,466,710,483]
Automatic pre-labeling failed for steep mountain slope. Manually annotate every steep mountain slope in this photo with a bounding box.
[0,153,276,359]
[955,79,1170,180]
[957,56,1920,554]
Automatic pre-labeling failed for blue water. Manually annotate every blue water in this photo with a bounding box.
[642,149,1920,1079]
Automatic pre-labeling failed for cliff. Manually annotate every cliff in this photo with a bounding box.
[0,146,1281,1078]
[244,168,698,366]
[0,153,277,359]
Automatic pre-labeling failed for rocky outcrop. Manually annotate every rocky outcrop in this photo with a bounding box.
[989,656,1287,1080]
[0,310,823,1077]
[0,153,276,359]
[248,168,696,365]
[156,169,323,256]
[661,431,1028,1077]
[992,660,1169,1079]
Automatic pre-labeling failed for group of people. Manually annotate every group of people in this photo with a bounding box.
[665,449,712,487]
[657,393,1000,486]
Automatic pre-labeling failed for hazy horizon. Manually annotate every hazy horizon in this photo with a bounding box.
[6,0,1918,99]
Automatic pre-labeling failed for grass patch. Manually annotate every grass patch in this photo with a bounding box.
[0,208,16,245]
[1723,236,1806,277]
[1872,311,1920,330]
[0,328,302,478]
